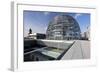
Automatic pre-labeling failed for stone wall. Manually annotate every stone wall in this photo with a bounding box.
[37,40,74,49]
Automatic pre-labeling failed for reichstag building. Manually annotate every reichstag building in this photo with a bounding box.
[46,15,81,40]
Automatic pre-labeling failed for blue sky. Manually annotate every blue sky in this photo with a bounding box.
[23,10,90,37]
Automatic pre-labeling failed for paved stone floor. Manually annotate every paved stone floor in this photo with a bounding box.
[61,40,90,60]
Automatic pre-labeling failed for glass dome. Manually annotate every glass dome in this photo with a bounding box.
[46,15,81,40]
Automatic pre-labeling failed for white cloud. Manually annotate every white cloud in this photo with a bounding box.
[44,12,49,16]
[74,14,82,19]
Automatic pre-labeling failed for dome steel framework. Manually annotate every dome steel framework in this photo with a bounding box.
[46,15,81,40]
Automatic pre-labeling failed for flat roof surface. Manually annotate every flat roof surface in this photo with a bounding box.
[61,40,90,59]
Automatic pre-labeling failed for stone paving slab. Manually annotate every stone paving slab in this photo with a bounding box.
[61,40,90,60]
